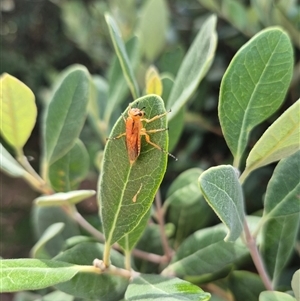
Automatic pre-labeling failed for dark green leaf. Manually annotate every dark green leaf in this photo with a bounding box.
[43,65,90,166]
[125,274,211,301]
[99,95,169,246]
[118,208,151,252]
[105,13,139,100]
[32,206,80,257]
[219,27,293,167]
[105,36,140,124]
[49,139,90,192]
[165,168,213,247]
[198,165,245,242]
[167,15,217,120]
[228,271,265,301]
[162,223,250,277]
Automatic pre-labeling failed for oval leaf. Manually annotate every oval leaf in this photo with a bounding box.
[99,95,169,246]
[0,73,37,150]
[219,27,293,166]
[30,223,65,259]
[260,151,300,283]
[244,99,300,177]
[137,0,169,62]
[292,270,300,301]
[125,274,211,301]
[145,65,163,96]
[43,65,90,165]
[105,13,139,99]
[162,223,250,278]
[167,15,217,120]
[0,259,78,292]
[0,143,27,177]
[198,165,245,242]
[34,190,96,207]
[259,291,297,301]
[49,139,89,192]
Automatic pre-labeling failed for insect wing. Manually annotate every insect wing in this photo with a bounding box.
[126,117,141,164]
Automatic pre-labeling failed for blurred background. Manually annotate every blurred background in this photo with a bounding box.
[1,0,299,278]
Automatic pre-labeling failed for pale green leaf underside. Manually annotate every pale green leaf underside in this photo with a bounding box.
[0,73,37,149]
[105,13,139,100]
[245,99,300,174]
[219,27,293,165]
[259,291,297,301]
[0,143,27,177]
[292,270,300,301]
[125,274,211,301]
[0,259,78,292]
[34,190,96,207]
[30,223,65,258]
[198,165,244,241]
[168,14,217,120]
[99,95,168,246]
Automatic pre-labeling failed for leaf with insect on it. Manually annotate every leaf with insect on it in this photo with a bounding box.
[98,94,169,247]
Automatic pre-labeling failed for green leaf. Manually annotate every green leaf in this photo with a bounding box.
[227,271,265,301]
[292,270,300,301]
[134,224,163,274]
[243,100,300,178]
[0,259,78,292]
[99,95,169,246]
[43,65,90,165]
[125,274,211,301]
[263,151,300,219]
[165,168,213,247]
[30,223,65,259]
[105,36,140,124]
[49,139,90,192]
[137,0,169,62]
[105,13,139,100]
[32,206,80,257]
[260,151,300,284]
[118,208,151,252]
[0,73,37,150]
[259,291,296,301]
[34,190,95,207]
[54,242,128,301]
[198,165,245,242]
[162,223,249,278]
[0,143,27,177]
[219,27,293,167]
[167,15,217,120]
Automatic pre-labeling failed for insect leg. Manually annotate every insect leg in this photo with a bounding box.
[141,131,178,160]
[141,109,171,123]
[106,132,126,140]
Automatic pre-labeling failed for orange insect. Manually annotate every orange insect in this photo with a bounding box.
[107,103,177,165]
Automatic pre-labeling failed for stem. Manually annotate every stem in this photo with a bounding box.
[73,211,105,241]
[124,250,131,271]
[155,190,173,262]
[103,242,111,267]
[244,220,273,290]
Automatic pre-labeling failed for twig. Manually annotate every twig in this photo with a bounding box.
[155,190,173,262]
[244,220,273,290]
